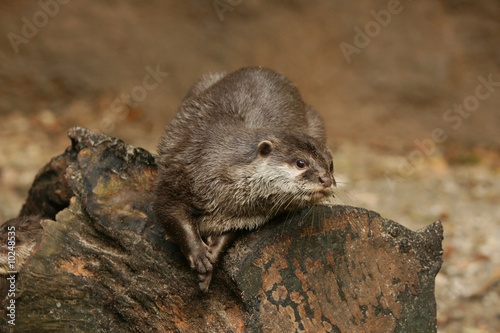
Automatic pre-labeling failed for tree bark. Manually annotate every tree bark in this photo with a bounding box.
[0,127,443,333]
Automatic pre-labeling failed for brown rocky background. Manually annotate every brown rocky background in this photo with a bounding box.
[0,1,499,332]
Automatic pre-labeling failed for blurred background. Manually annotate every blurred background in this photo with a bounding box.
[0,0,499,331]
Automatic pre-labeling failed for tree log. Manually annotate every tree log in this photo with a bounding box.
[0,127,443,333]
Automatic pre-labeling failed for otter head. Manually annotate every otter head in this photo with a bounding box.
[254,132,336,209]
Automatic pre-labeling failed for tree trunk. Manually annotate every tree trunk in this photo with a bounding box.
[0,127,443,333]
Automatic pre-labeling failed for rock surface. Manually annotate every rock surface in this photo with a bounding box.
[0,128,443,332]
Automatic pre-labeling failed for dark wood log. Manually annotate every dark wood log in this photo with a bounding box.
[0,127,443,332]
[18,148,75,220]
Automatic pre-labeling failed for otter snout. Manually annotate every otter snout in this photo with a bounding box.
[319,175,335,188]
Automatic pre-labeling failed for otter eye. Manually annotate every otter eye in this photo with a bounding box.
[296,159,307,169]
[330,162,334,173]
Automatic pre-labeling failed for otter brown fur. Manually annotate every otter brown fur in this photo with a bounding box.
[154,66,335,291]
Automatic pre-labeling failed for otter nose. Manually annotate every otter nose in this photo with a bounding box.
[319,176,333,188]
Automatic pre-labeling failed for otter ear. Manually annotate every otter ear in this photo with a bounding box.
[258,140,273,157]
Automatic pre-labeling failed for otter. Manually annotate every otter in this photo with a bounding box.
[0,215,43,276]
[154,66,335,291]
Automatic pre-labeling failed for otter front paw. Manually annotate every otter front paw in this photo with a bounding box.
[198,271,213,293]
[187,246,216,292]
[186,244,213,276]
